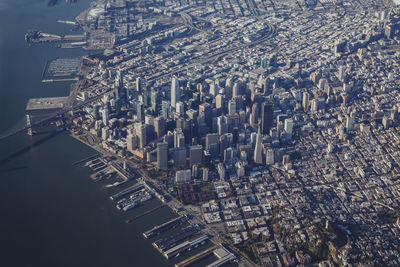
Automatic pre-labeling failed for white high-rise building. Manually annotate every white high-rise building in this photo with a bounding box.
[284,118,293,134]
[101,107,109,126]
[171,77,180,108]
[176,101,184,116]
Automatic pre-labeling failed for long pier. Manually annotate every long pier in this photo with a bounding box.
[143,215,188,239]
[125,204,166,223]
[110,183,144,200]
[0,88,112,142]
[175,245,219,267]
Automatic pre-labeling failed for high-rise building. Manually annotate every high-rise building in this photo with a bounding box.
[136,123,147,148]
[228,99,236,115]
[174,129,185,148]
[154,116,165,138]
[101,107,109,126]
[302,92,310,111]
[206,133,219,159]
[254,127,263,164]
[171,77,180,108]
[126,134,137,152]
[189,145,203,166]
[261,102,273,135]
[173,147,187,168]
[176,101,184,116]
[157,142,169,170]
[136,77,143,92]
[202,168,209,181]
[266,148,274,165]
[137,102,144,122]
[161,100,170,119]
[284,118,293,135]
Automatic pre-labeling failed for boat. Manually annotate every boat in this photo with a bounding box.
[123,201,138,212]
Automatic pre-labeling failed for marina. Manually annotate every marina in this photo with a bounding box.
[143,215,188,239]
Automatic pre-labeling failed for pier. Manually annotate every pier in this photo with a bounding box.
[125,204,166,223]
[110,183,144,200]
[26,97,69,111]
[174,245,235,267]
[143,215,188,239]
[153,226,199,253]
[175,245,219,267]
[163,235,209,259]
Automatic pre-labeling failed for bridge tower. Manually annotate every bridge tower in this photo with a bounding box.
[26,114,33,136]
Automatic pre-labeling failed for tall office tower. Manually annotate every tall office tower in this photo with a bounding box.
[250,103,260,126]
[136,123,147,148]
[254,127,263,164]
[137,102,144,122]
[302,91,310,111]
[161,100,170,119]
[284,118,293,135]
[219,134,228,158]
[266,148,274,165]
[171,76,180,108]
[228,99,236,115]
[217,116,227,136]
[224,147,234,162]
[151,89,159,112]
[206,133,219,159]
[346,115,354,131]
[209,80,217,96]
[174,128,185,148]
[126,134,137,153]
[218,163,226,181]
[189,145,203,166]
[176,101,184,116]
[261,102,274,135]
[173,147,187,168]
[115,70,126,103]
[338,66,345,82]
[136,77,143,92]
[215,94,224,111]
[154,116,165,138]
[157,142,169,170]
[202,167,209,181]
[199,103,212,127]
[311,98,318,112]
[101,107,109,126]
[143,86,151,108]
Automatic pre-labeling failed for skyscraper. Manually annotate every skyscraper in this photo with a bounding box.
[154,116,165,138]
[254,127,263,164]
[261,102,273,135]
[101,107,109,126]
[157,142,169,170]
[189,145,203,166]
[171,77,180,108]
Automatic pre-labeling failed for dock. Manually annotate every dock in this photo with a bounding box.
[163,235,209,259]
[175,245,219,267]
[174,245,236,267]
[72,154,100,166]
[26,96,69,111]
[110,183,144,200]
[111,161,134,181]
[153,226,199,253]
[143,215,188,239]
[125,204,166,223]
[57,20,78,26]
